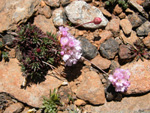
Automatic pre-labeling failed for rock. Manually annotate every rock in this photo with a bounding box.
[99,38,119,59]
[98,30,113,44]
[0,59,63,107]
[143,33,150,49]
[105,18,120,37]
[136,21,150,36]
[99,7,112,18]
[138,15,147,23]
[60,0,71,6]
[118,12,126,19]
[110,60,120,71]
[128,0,148,18]
[38,5,52,18]
[122,59,150,94]
[33,15,56,34]
[76,71,105,105]
[74,99,86,106]
[120,19,132,35]
[113,4,123,15]
[65,1,108,29]
[4,103,24,113]
[91,55,111,70]
[125,8,134,13]
[0,0,40,32]
[44,0,60,7]
[52,8,67,27]
[84,92,150,112]
[128,13,143,28]
[119,44,136,60]
[120,30,139,45]
[2,34,15,47]
[136,0,145,5]
[142,0,150,9]
[77,37,98,60]
[9,49,16,58]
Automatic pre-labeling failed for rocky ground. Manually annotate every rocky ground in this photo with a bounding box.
[0,0,150,113]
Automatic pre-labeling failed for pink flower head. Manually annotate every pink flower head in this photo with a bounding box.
[108,68,130,92]
[58,26,82,66]
[93,17,102,25]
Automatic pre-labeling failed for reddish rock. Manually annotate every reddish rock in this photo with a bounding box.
[105,18,120,37]
[76,71,105,105]
[84,92,150,112]
[33,15,56,34]
[4,103,24,113]
[122,59,150,94]
[38,5,52,18]
[120,19,132,35]
[136,0,145,5]
[0,59,62,107]
[118,12,126,19]
[99,7,112,18]
[44,0,60,7]
[98,30,113,44]
[143,34,150,49]
[91,55,111,70]
[113,4,123,15]
[74,99,86,106]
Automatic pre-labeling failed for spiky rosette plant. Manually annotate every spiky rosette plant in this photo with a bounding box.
[16,23,61,83]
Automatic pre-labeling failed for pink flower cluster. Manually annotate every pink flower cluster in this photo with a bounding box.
[58,26,82,66]
[108,68,130,92]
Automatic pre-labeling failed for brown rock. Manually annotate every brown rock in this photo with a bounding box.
[105,18,120,37]
[118,12,126,19]
[136,0,145,5]
[4,103,24,113]
[120,19,132,35]
[125,8,134,13]
[91,55,111,70]
[76,71,105,105]
[122,59,150,94]
[143,34,150,49]
[99,7,112,18]
[113,4,123,15]
[44,0,60,7]
[0,59,62,107]
[38,5,52,18]
[0,0,40,32]
[33,15,56,34]
[74,99,86,106]
[84,92,150,112]
[9,49,16,58]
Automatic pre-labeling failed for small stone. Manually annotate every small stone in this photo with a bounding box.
[99,38,119,59]
[91,55,111,70]
[119,44,136,60]
[128,13,143,28]
[44,0,60,7]
[4,103,24,113]
[76,71,105,105]
[77,37,98,60]
[9,49,16,58]
[39,5,52,18]
[120,19,132,35]
[125,8,134,13]
[136,21,150,36]
[60,0,71,6]
[52,8,67,26]
[33,15,56,34]
[65,1,108,29]
[105,17,120,37]
[136,0,145,5]
[143,34,150,49]
[2,34,15,47]
[142,0,150,9]
[99,7,112,18]
[118,12,126,19]
[113,4,123,15]
[122,59,150,94]
[110,60,120,71]
[74,99,86,106]
[98,30,113,44]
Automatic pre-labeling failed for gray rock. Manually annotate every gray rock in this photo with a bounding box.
[136,21,150,36]
[60,0,71,6]
[128,13,143,28]
[44,0,60,7]
[99,38,119,59]
[52,8,67,27]
[77,37,98,60]
[65,1,108,29]
[0,0,40,32]
[2,34,15,47]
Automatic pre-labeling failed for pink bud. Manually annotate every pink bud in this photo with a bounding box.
[93,17,102,25]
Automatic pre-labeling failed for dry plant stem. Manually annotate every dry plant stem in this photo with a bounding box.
[81,56,109,76]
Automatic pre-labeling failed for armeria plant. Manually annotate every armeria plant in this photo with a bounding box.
[16,23,61,83]
[58,17,130,93]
